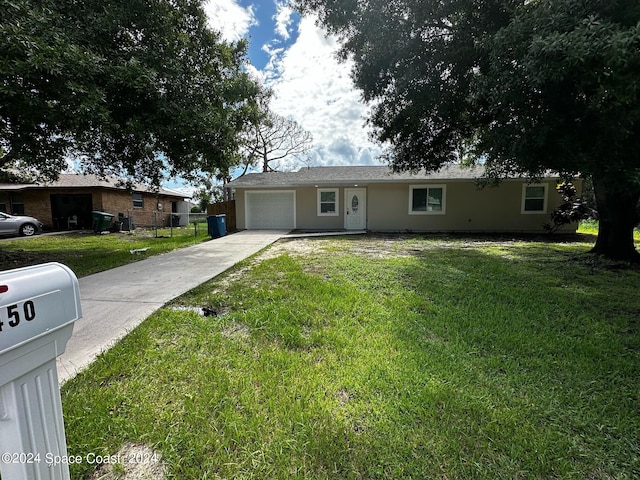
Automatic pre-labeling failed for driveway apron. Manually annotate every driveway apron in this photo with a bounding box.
[57,230,288,383]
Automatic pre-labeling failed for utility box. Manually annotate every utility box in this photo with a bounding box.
[0,263,82,480]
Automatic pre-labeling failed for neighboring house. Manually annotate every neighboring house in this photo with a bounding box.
[0,173,190,231]
[227,165,581,233]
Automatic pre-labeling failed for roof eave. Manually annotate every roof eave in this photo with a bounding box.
[230,177,484,189]
[0,182,188,198]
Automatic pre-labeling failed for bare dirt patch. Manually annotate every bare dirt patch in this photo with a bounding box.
[220,322,251,340]
[86,443,166,480]
[257,237,330,260]
[255,233,592,262]
[0,248,53,271]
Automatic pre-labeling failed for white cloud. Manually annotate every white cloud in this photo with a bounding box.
[262,16,383,168]
[201,2,384,170]
[244,63,267,84]
[273,1,294,40]
[204,0,257,42]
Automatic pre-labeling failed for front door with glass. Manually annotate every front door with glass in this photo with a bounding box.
[345,188,366,230]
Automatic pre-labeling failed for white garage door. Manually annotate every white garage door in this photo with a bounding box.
[245,191,295,229]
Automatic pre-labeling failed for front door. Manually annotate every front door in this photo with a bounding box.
[345,188,366,230]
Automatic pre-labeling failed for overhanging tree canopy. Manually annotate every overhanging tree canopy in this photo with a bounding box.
[296,0,640,261]
[0,0,263,186]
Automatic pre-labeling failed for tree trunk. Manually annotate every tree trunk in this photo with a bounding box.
[590,173,640,262]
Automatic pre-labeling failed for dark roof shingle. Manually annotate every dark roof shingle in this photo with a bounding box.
[228,164,485,188]
[0,173,187,197]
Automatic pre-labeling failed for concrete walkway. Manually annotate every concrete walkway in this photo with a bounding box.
[57,230,288,383]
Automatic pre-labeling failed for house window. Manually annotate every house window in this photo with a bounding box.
[521,184,547,213]
[409,185,446,215]
[318,189,339,216]
[133,192,144,208]
[10,193,24,215]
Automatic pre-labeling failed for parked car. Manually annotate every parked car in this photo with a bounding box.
[0,212,43,237]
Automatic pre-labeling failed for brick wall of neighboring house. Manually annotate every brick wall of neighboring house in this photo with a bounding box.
[21,188,97,229]
[2,188,183,230]
[99,189,136,217]
[99,190,181,228]
[4,189,93,229]
[22,190,50,222]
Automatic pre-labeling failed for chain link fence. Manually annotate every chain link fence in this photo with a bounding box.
[114,211,209,237]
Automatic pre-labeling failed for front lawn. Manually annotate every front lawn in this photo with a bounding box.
[0,224,209,276]
[62,235,639,479]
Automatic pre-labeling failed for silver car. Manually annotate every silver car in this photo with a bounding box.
[0,212,43,237]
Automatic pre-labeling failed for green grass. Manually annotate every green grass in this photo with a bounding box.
[0,223,209,277]
[578,219,640,242]
[61,235,640,479]
[578,219,599,236]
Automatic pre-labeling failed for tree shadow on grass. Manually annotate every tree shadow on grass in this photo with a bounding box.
[0,245,153,276]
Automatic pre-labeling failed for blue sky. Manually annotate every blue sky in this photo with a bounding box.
[164,0,383,194]
[241,2,297,70]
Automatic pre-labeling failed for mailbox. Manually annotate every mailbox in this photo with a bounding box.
[0,263,82,480]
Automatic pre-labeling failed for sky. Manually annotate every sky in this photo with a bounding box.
[165,0,384,194]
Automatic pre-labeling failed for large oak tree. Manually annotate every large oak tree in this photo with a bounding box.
[0,0,263,186]
[296,0,640,261]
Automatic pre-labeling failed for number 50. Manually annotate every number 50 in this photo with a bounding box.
[6,301,36,328]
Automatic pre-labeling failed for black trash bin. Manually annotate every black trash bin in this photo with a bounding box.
[121,217,135,231]
[207,214,226,238]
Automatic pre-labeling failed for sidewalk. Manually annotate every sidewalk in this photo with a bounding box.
[57,230,288,383]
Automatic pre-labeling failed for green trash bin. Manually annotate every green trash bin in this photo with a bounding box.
[91,211,114,233]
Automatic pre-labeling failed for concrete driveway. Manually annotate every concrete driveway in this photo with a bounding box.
[57,230,288,382]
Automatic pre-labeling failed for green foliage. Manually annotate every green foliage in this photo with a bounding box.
[544,183,595,233]
[295,0,518,172]
[475,0,640,179]
[0,0,263,185]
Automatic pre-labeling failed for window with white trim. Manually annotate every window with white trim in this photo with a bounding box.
[317,189,339,216]
[521,184,548,213]
[409,185,446,214]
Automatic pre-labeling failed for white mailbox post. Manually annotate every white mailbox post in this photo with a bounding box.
[0,263,82,480]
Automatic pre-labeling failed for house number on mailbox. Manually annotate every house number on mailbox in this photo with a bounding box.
[0,301,36,331]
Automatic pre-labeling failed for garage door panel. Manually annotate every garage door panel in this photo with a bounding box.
[246,191,295,229]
